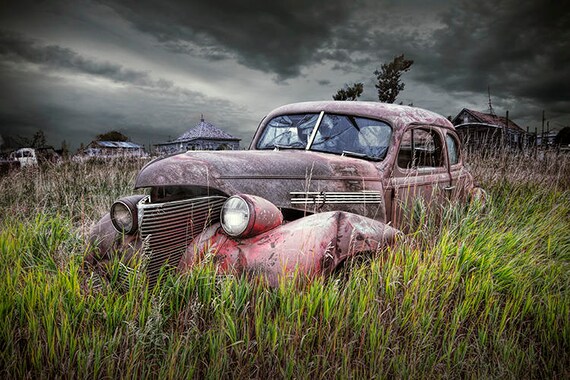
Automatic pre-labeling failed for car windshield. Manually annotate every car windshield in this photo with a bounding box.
[257,113,392,160]
[256,114,320,150]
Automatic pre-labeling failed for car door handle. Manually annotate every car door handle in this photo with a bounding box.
[443,186,456,191]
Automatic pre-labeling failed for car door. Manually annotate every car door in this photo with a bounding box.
[388,125,451,230]
[445,130,472,202]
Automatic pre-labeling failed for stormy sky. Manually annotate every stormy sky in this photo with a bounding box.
[0,0,568,151]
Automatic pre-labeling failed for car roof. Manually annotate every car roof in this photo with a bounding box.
[262,101,454,131]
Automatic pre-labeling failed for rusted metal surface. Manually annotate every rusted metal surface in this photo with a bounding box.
[135,150,387,221]
[86,213,143,274]
[181,211,401,286]
[88,101,478,285]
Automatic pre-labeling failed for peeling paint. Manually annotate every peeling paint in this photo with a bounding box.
[88,101,477,285]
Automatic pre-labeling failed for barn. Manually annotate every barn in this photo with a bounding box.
[452,108,529,151]
[82,140,146,158]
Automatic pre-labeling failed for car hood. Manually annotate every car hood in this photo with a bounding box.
[136,150,386,219]
[137,150,382,186]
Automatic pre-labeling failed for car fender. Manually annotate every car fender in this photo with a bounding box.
[86,213,143,271]
[181,211,401,285]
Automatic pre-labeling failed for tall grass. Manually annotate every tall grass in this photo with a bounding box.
[0,152,568,378]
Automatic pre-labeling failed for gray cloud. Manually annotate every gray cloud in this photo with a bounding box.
[0,30,164,87]
[0,0,568,152]
[99,0,356,80]
[415,0,570,105]
[0,30,256,150]
[0,65,255,151]
[312,0,569,124]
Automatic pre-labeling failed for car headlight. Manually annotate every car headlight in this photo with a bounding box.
[110,195,146,234]
[220,194,283,238]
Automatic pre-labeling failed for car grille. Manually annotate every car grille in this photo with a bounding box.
[138,195,226,286]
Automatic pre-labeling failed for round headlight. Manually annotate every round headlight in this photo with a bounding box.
[110,195,145,234]
[220,196,250,237]
[111,202,133,233]
[220,194,283,238]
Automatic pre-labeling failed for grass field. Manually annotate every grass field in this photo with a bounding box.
[0,152,568,378]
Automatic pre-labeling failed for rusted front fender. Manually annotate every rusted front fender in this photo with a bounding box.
[86,213,143,273]
[181,211,401,285]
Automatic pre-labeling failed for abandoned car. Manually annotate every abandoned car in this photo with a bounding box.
[88,101,481,285]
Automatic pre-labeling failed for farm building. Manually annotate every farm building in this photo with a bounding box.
[154,116,240,155]
[452,108,529,151]
[82,140,146,158]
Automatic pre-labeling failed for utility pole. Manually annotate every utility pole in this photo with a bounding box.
[534,126,538,158]
[504,110,509,149]
[541,110,545,147]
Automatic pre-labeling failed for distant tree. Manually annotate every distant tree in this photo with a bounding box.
[374,54,414,103]
[333,82,364,101]
[61,140,70,158]
[554,127,570,146]
[32,130,46,148]
[96,130,129,142]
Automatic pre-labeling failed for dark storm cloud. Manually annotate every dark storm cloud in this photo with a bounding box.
[1,0,568,151]
[0,30,166,88]
[99,0,356,79]
[307,0,569,123]
[414,0,570,110]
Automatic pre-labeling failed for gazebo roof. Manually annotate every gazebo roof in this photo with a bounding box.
[174,116,240,142]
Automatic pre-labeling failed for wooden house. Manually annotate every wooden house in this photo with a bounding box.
[452,108,528,151]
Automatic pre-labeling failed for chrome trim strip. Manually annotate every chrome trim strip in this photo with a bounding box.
[290,191,382,205]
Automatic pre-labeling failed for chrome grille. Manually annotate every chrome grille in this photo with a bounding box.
[138,195,226,286]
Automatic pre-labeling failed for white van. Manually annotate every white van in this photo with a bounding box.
[10,148,38,167]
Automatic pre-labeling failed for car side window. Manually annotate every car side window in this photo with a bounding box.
[446,133,460,166]
[397,128,444,169]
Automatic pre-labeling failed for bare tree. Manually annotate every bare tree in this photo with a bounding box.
[374,54,413,103]
[333,82,364,101]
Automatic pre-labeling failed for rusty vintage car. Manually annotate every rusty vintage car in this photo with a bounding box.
[88,101,480,286]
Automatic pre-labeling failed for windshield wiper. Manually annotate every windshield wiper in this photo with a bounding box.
[341,150,368,158]
[273,144,304,151]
